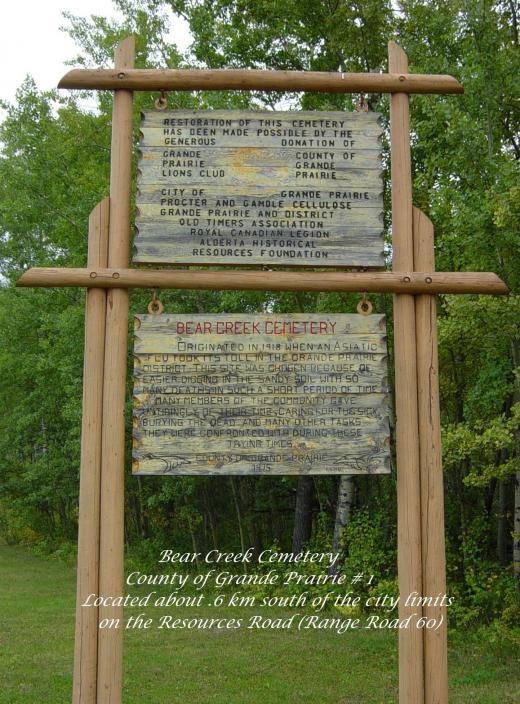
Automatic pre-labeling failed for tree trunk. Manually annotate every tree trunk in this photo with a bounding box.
[269,484,282,544]
[292,476,314,553]
[230,477,248,572]
[184,496,201,571]
[202,479,218,550]
[515,471,520,593]
[329,475,355,575]
[240,478,262,559]
[484,476,497,518]
[136,476,148,539]
[497,478,509,565]
[511,340,520,592]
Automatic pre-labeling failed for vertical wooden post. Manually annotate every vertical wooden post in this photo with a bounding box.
[97,37,135,704]
[73,199,110,704]
[413,207,448,704]
[388,41,425,704]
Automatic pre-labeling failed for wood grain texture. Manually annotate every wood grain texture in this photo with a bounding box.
[134,110,384,267]
[141,108,384,130]
[389,41,425,704]
[73,199,109,704]
[97,37,134,704]
[140,145,382,163]
[17,267,509,295]
[132,314,391,475]
[413,207,448,704]
[134,390,389,409]
[58,68,464,94]
[135,311,387,336]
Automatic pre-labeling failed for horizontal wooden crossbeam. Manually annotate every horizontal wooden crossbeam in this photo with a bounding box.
[58,69,463,94]
[16,267,507,294]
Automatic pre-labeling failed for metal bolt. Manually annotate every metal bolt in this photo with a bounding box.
[90,271,97,279]
[403,276,411,283]
[112,272,120,279]
[117,72,126,79]
[425,276,433,284]
[399,75,406,82]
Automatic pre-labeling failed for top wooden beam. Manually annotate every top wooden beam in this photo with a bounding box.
[58,68,463,94]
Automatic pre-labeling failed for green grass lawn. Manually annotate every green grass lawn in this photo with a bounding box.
[1,545,518,703]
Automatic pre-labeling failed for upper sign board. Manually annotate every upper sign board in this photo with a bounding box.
[134,110,383,267]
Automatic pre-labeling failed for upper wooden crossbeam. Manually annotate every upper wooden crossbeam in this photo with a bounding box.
[58,69,463,94]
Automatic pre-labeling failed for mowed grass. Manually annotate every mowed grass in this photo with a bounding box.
[1,545,519,703]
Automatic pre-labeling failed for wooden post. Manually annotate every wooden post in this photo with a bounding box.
[97,37,135,704]
[388,41,425,704]
[73,199,110,704]
[413,207,449,704]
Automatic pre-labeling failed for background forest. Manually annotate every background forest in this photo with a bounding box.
[0,0,519,632]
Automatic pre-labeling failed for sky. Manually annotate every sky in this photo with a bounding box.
[0,0,191,107]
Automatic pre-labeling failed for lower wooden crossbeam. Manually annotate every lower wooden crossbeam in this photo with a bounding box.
[16,267,508,295]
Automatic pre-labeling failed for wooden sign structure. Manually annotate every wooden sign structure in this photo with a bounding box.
[16,38,510,704]
[133,313,390,475]
[135,110,383,266]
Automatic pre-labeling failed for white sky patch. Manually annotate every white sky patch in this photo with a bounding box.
[0,0,192,110]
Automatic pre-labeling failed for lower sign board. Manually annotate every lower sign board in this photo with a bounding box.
[133,314,391,475]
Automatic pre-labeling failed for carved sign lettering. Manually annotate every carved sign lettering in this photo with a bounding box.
[133,314,391,475]
[134,111,383,267]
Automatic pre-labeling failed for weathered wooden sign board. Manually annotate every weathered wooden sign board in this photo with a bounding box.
[134,110,383,267]
[133,313,390,475]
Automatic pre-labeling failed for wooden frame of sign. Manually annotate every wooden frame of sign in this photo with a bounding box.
[16,37,509,704]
